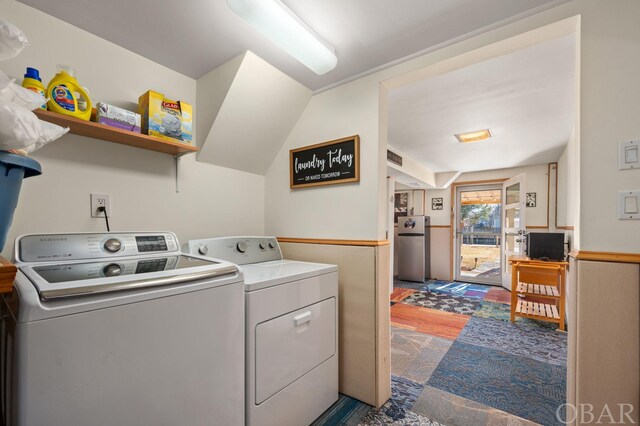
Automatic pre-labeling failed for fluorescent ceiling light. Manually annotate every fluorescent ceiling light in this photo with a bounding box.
[455,129,492,143]
[227,0,337,75]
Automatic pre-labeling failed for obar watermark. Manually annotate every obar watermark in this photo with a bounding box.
[557,403,636,424]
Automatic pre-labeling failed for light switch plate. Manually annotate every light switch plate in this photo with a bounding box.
[618,190,640,219]
[619,140,639,170]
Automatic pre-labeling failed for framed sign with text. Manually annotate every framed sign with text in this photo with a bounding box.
[290,135,360,189]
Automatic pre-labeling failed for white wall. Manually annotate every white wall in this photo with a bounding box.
[420,164,551,280]
[196,51,312,175]
[384,0,638,253]
[425,164,551,227]
[8,0,636,256]
[263,3,584,246]
[575,2,638,252]
[558,127,579,229]
[0,0,264,258]
[387,146,436,188]
[266,0,640,252]
[264,75,383,240]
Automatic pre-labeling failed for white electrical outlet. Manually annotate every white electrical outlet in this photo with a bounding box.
[90,193,111,218]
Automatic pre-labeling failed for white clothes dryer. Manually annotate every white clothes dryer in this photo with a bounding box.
[185,236,338,426]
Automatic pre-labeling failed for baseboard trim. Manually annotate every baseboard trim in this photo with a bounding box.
[277,237,390,247]
[569,250,640,264]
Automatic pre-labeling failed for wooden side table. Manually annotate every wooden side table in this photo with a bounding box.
[0,255,17,294]
[509,256,567,330]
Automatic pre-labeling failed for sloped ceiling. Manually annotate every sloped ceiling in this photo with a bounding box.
[196,51,312,175]
[18,0,569,91]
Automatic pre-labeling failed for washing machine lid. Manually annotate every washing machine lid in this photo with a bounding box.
[239,260,337,292]
[20,254,238,300]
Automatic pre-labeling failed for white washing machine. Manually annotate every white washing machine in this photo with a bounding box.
[0,232,245,426]
[184,236,338,426]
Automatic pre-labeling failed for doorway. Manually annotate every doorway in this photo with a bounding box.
[454,184,502,285]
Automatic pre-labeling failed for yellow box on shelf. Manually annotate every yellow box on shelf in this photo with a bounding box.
[138,90,193,145]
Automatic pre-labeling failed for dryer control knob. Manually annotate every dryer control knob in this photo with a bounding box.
[258,242,266,250]
[102,263,122,277]
[198,245,208,255]
[236,242,248,253]
[268,241,276,249]
[104,238,122,253]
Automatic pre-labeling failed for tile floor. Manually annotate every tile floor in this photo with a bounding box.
[313,280,567,426]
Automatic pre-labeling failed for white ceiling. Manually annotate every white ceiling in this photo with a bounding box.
[17,0,567,91]
[388,33,576,174]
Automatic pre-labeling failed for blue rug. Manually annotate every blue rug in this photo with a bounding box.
[458,316,567,366]
[428,281,490,296]
[311,394,371,426]
[312,376,441,425]
[394,279,490,295]
[427,340,566,426]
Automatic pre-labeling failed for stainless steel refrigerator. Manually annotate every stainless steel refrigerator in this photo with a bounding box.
[397,216,431,282]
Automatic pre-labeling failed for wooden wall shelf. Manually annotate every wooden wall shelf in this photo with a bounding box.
[34,110,198,156]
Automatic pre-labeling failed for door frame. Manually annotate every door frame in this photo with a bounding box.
[501,173,527,289]
[453,183,503,286]
[449,179,507,281]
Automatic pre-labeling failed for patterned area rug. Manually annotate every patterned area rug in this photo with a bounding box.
[458,316,567,366]
[391,303,470,340]
[427,340,566,426]
[318,280,567,425]
[474,300,558,330]
[311,394,372,426]
[402,290,482,315]
[357,376,440,425]
[312,377,441,426]
[391,288,417,303]
[484,287,512,304]
[388,280,566,426]
[391,327,453,384]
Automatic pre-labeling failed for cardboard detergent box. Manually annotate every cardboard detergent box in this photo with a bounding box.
[138,90,193,144]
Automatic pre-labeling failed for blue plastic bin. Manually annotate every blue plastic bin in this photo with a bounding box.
[0,152,42,252]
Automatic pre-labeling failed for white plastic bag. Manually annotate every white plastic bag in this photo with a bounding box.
[25,120,69,153]
[0,69,10,91]
[0,97,40,147]
[0,98,68,151]
[0,18,29,60]
[0,71,47,110]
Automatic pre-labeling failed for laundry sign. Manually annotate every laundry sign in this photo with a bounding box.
[290,135,360,189]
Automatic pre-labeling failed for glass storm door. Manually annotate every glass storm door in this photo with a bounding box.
[454,185,503,286]
[501,174,527,290]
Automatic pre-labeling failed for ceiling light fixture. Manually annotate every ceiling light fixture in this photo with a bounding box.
[226,0,337,75]
[455,129,492,143]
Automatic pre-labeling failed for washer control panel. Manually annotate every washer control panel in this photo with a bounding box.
[17,232,179,263]
[184,236,282,265]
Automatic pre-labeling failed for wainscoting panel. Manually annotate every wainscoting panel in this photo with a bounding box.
[279,241,391,408]
[574,259,639,424]
[430,227,452,281]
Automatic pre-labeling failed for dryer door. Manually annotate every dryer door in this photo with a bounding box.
[255,297,336,404]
